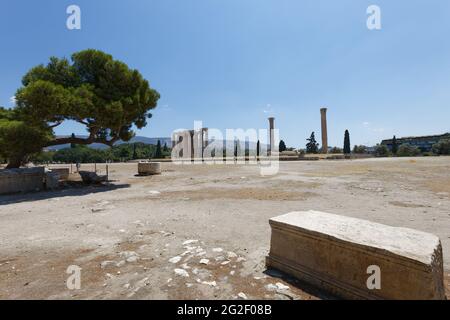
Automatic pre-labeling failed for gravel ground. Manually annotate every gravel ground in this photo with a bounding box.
[0,157,449,299]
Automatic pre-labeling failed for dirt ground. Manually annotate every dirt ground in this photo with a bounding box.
[0,157,449,300]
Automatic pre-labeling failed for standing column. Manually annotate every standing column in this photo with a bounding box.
[320,108,328,154]
[268,117,275,155]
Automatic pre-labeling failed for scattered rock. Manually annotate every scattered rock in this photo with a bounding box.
[119,251,140,263]
[265,284,278,291]
[200,259,210,265]
[174,269,189,277]
[183,240,199,245]
[237,292,248,300]
[169,256,182,264]
[212,248,223,253]
[181,263,190,270]
[116,260,126,268]
[202,281,217,287]
[100,261,115,269]
[227,252,238,259]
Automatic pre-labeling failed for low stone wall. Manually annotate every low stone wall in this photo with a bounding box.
[266,210,446,300]
[0,167,45,195]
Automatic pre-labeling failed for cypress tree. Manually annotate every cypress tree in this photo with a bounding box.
[343,130,351,154]
[155,140,162,159]
[392,135,398,155]
[256,140,260,158]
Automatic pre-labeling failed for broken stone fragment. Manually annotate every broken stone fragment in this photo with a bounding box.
[174,269,189,277]
[237,292,248,300]
[100,261,115,269]
[169,256,182,264]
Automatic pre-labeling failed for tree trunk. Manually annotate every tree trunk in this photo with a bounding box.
[5,155,25,169]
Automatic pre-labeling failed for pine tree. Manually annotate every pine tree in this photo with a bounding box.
[343,130,351,154]
[306,132,319,154]
[155,140,162,159]
[279,140,287,152]
[163,142,168,152]
[392,135,398,155]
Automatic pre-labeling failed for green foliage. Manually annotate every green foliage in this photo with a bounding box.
[343,130,351,154]
[330,146,343,154]
[353,145,367,154]
[392,136,398,155]
[432,139,450,155]
[34,142,171,164]
[0,107,52,168]
[306,132,319,154]
[53,145,112,163]
[155,140,163,159]
[397,144,422,157]
[279,140,287,152]
[4,49,160,168]
[374,144,390,157]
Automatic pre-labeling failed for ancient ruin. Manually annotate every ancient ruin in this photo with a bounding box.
[320,108,328,154]
[267,211,446,300]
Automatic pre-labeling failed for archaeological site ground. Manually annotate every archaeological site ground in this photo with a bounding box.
[1,158,449,300]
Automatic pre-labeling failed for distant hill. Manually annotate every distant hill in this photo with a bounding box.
[46,136,172,151]
[45,136,268,152]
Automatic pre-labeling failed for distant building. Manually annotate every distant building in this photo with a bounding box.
[381,133,450,152]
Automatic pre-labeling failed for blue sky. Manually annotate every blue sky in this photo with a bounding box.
[1,0,450,148]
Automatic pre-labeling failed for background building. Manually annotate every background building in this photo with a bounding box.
[381,133,450,152]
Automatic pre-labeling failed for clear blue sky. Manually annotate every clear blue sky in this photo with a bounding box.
[1,0,450,148]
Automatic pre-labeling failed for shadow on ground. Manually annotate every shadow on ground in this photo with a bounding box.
[264,268,338,300]
[0,182,130,205]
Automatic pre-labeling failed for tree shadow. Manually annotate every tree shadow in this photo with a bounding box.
[0,181,130,205]
[263,268,339,300]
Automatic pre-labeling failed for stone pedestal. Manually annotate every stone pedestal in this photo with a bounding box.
[138,162,162,176]
[266,211,446,300]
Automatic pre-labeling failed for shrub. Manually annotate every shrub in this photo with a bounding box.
[374,144,390,157]
[397,144,421,157]
[353,145,367,154]
[432,139,450,155]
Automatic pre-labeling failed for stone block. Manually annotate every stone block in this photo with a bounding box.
[79,171,108,184]
[266,210,445,300]
[0,167,45,194]
[138,162,161,176]
[49,168,70,180]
